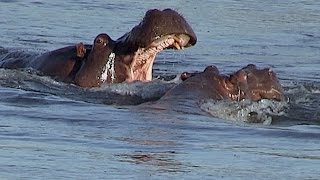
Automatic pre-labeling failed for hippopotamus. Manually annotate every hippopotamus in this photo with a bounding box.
[0,9,196,87]
[162,64,285,103]
[73,33,115,87]
[134,64,285,123]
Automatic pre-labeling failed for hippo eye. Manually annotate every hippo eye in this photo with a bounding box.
[96,39,103,44]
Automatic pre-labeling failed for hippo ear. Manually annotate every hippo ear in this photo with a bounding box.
[243,64,257,70]
[204,65,219,74]
[180,72,192,81]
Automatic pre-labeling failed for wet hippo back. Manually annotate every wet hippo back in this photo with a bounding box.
[146,66,227,115]
[0,44,90,82]
[0,51,35,69]
[162,66,228,101]
[145,65,285,115]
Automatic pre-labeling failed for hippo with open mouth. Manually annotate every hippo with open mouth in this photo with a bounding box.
[166,64,285,102]
[136,64,285,123]
[0,9,197,87]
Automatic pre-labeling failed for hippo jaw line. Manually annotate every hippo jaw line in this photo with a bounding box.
[127,34,191,82]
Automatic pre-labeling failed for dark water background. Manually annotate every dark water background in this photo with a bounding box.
[0,0,320,179]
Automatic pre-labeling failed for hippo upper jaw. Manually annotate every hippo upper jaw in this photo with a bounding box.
[114,8,197,82]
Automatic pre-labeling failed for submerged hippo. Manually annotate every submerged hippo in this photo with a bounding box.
[135,64,285,123]
[137,64,286,125]
[165,64,285,102]
[0,9,196,87]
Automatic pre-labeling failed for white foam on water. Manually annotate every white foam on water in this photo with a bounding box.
[97,78,180,99]
[200,99,288,125]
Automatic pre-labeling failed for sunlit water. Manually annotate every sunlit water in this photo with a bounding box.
[0,0,320,179]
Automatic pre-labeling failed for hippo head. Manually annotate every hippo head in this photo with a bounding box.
[114,8,197,82]
[74,33,116,87]
[180,64,285,102]
[219,64,285,101]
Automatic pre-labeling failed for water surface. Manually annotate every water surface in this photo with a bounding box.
[0,0,320,179]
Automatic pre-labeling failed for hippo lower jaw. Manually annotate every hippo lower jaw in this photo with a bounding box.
[127,34,191,82]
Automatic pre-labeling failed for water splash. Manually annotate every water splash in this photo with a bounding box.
[0,68,181,105]
[200,99,287,125]
[98,79,179,100]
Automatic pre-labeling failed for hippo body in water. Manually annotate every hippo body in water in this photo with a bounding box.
[0,8,285,110]
[173,64,285,102]
[151,64,285,111]
[0,9,197,87]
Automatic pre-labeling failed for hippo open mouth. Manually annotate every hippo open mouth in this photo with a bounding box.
[178,64,285,102]
[128,34,192,81]
[113,8,197,83]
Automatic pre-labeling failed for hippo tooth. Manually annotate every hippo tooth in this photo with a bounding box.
[272,87,281,94]
[173,36,182,46]
[173,42,181,50]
